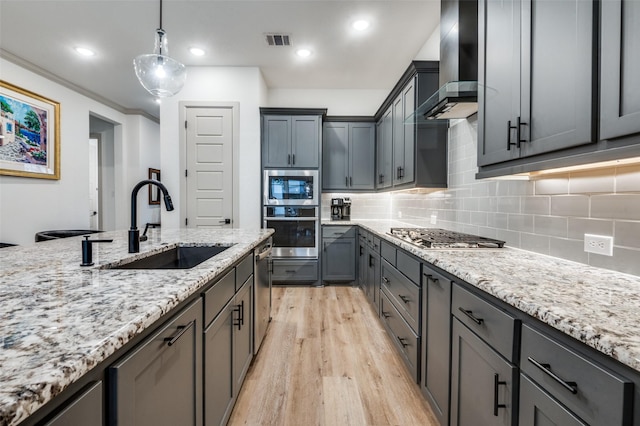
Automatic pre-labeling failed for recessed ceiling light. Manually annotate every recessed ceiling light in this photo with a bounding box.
[189,47,205,56]
[296,48,312,58]
[74,47,95,57]
[352,20,370,31]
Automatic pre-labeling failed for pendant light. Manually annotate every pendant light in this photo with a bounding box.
[133,0,186,97]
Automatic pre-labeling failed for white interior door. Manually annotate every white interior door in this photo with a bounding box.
[185,107,234,228]
[88,137,100,230]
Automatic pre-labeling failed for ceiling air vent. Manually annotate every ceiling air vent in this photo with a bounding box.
[265,33,291,46]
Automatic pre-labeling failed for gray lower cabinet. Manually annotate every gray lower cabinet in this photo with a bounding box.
[322,121,375,191]
[357,229,380,314]
[420,265,452,426]
[600,0,640,141]
[478,0,595,171]
[450,318,517,426]
[45,382,103,426]
[322,226,356,283]
[109,298,202,426]
[271,259,318,284]
[520,324,633,425]
[233,277,254,394]
[380,291,419,380]
[204,301,234,426]
[519,374,587,426]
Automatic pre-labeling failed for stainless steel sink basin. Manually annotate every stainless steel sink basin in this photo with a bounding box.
[110,245,232,269]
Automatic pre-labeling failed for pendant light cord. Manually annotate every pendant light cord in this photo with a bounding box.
[159,0,163,30]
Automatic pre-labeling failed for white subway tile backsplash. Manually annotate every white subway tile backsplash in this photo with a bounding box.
[567,218,614,240]
[591,194,640,220]
[508,214,534,233]
[616,164,640,193]
[522,196,550,215]
[569,169,615,194]
[549,238,589,264]
[550,195,589,217]
[614,221,640,249]
[535,176,570,195]
[534,216,568,238]
[520,233,550,255]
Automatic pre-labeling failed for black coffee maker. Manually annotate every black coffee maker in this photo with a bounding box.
[330,197,351,220]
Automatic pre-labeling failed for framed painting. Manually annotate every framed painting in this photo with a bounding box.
[148,168,161,205]
[0,80,60,179]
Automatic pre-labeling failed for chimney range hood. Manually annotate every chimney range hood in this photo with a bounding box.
[416,0,478,121]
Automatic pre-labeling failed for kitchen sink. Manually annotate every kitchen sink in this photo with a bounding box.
[108,245,233,270]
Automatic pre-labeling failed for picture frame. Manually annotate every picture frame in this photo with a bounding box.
[0,80,60,179]
[148,167,161,205]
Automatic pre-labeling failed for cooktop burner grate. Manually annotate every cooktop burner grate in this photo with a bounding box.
[388,228,505,249]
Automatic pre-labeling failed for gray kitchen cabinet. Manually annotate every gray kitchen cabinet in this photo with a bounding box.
[420,265,452,426]
[374,61,448,191]
[380,291,420,381]
[451,318,517,426]
[376,107,393,189]
[357,229,380,314]
[109,298,202,426]
[519,374,587,426]
[44,382,103,426]
[271,259,318,283]
[478,0,595,169]
[261,110,324,169]
[600,0,640,141]
[322,226,356,283]
[233,276,254,395]
[322,121,375,191]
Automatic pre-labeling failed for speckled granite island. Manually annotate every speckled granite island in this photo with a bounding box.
[324,219,640,375]
[0,228,272,426]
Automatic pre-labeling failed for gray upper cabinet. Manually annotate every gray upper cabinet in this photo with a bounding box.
[376,107,393,189]
[261,109,325,169]
[478,0,595,168]
[375,61,448,191]
[322,121,375,191]
[601,0,640,141]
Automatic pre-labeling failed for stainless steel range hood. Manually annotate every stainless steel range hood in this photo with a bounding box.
[418,0,478,121]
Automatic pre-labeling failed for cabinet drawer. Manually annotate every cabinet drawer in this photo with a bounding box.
[323,225,355,238]
[235,253,253,292]
[272,259,318,282]
[452,284,518,362]
[396,249,420,285]
[203,268,235,327]
[371,236,381,253]
[521,325,633,426]
[381,259,420,332]
[380,240,396,265]
[380,291,419,381]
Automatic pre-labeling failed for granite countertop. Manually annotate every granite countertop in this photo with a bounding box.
[323,219,640,374]
[0,228,272,426]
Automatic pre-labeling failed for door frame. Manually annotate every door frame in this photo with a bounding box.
[178,101,240,228]
[88,134,102,230]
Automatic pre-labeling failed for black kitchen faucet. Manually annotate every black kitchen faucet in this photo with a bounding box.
[129,179,174,253]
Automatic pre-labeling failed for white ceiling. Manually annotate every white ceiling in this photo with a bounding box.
[0,0,440,119]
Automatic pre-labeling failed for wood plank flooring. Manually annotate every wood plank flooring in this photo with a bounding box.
[228,286,438,426]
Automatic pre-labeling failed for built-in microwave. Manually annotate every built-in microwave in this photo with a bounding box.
[263,170,319,206]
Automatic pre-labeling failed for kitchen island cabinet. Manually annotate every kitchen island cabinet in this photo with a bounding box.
[0,228,272,426]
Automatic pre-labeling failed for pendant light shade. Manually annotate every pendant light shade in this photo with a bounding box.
[133,1,186,97]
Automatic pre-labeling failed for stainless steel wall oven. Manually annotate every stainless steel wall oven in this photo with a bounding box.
[263,206,319,258]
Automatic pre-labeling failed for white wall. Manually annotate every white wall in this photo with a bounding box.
[160,67,267,229]
[0,58,156,246]
[414,25,440,61]
[267,89,388,116]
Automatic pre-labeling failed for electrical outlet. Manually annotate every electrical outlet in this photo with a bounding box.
[584,234,614,256]
[430,214,437,225]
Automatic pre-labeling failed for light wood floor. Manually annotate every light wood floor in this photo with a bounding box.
[228,285,438,426]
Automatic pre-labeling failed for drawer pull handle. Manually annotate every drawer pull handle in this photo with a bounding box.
[369,254,375,267]
[381,311,391,319]
[396,336,409,348]
[398,294,410,304]
[527,357,578,394]
[164,322,194,346]
[458,307,484,325]
[493,374,507,416]
[285,269,296,273]
[382,276,390,284]
[233,305,242,330]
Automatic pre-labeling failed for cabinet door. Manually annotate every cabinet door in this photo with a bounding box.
[368,251,381,314]
[349,122,376,190]
[291,116,320,168]
[322,237,356,282]
[392,94,405,186]
[477,0,521,166]
[358,239,368,291]
[601,0,640,140]
[421,268,452,426]
[109,299,202,426]
[519,374,586,426]
[45,382,103,426]
[402,79,416,184]
[519,0,595,157]
[263,115,292,168]
[450,318,516,426]
[377,107,394,189]
[233,278,254,395]
[322,122,349,190]
[204,304,234,426]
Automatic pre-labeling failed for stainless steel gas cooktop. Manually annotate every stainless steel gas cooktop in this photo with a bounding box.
[388,228,505,249]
